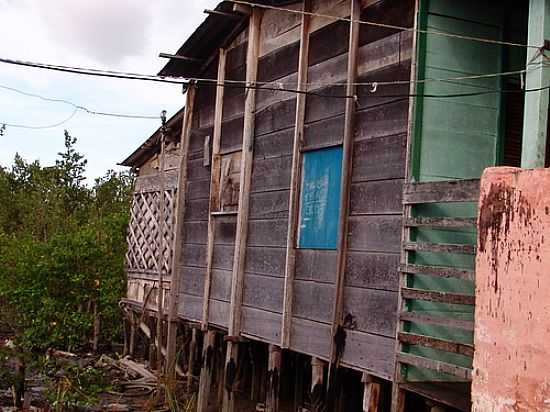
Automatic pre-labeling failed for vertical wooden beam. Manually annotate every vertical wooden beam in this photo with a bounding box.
[392,1,420,411]
[203,49,228,329]
[166,85,197,374]
[281,0,312,350]
[362,374,381,412]
[311,357,326,412]
[266,345,282,412]
[157,122,167,367]
[330,0,361,367]
[521,0,550,168]
[197,330,217,412]
[187,327,198,392]
[223,8,262,412]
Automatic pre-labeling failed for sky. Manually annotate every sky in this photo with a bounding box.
[0,0,218,182]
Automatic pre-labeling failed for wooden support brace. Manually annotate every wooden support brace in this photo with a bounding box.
[224,8,262,412]
[311,357,326,412]
[197,330,217,412]
[266,345,282,412]
[281,0,311,350]
[330,0,361,370]
[156,129,167,369]
[166,85,197,374]
[362,374,381,412]
[203,48,227,330]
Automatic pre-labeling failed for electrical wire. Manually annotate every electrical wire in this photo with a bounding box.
[0,84,160,119]
[1,107,79,130]
[227,0,540,50]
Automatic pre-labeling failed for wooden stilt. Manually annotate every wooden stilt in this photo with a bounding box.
[222,341,240,412]
[197,330,217,412]
[187,328,198,392]
[265,345,282,412]
[293,355,304,412]
[129,312,136,357]
[311,357,326,412]
[217,337,225,406]
[362,374,381,412]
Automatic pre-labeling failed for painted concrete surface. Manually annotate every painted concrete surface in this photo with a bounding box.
[473,167,550,412]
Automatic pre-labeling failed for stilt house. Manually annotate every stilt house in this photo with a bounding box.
[121,0,550,411]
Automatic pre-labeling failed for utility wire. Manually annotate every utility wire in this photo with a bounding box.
[227,0,540,50]
[0,84,160,120]
[1,107,79,130]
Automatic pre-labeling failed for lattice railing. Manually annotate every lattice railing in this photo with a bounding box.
[126,171,178,278]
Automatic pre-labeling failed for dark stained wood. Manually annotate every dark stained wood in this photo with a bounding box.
[399,382,471,412]
[178,294,203,322]
[303,114,345,150]
[184,198,210,222]
[255,99,297,137]
[212,244,235,271]
[208,299,230,327]
[247,219,289,248]
[396,353,472,381]
[243,274,285,313]
[180,266,206,296]
[254,128,294,159]
[399,264,475,281]
[343,287,397,337]
[295,249,338,284]
[210,269,233,301]
[187,158,211,181]
[354,99,409,142]
[305,85,347,124]
[292,280,335,323]
[183,221,209,244]
[182,244,207,268]
[308,20,349,67]
[245,246,287,277]
[213,216,237,245]
[241,306,282,344]
[220,116,245,152]
[403,179,481,204]
[187,179,211,200]
[250,190,290,220]
[340,329,395,381]
[258,40,300,82]
[398,332,474,357]
[348,215,402,253]
[290,317,331,359]
[250,155,292,193]
[350,179,403,215]
[345,252,400,291]
[359,0,415,47]
[401,288,475,306]
[352,134,407,182]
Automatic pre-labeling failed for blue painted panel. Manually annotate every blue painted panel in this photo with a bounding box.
[298,146,343,249]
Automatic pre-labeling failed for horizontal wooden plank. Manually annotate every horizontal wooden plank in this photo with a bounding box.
[212,244,234,271]
[247,219,289,247]
[210,269,232,302]
[350,179,403,215]
[292,281,334,323]
[340,328,396,381]
[208,299,230,328]
[250,155,292,193]
[348,215,402,253]
[400,312,474,331]
[245,246,286,277]
[254,128,294,159]
[403,179,481,204]
[187,179,210,200]
[303,115,344,150]
[402,288,475,306]
[243,274,284,313]
[345,252,399,291]
[184,198,209,221]
[396,352,472,381]
[134,170,179,192]
[178,293,203,323]
[180,266,205,296]
[249,190,290,220]
[399,264,474,281]
[403,242,476,255]
[181,244,207,268]
[290,317,331,359]
[220,115,244,150]
[241,306,282,344]
[213,216,237,245]
[343,287,397,337]
[295,249,338,284]
[352,134,406,182]
[404,217,477,229]
[255,98,297,137]
[398,332,474,357]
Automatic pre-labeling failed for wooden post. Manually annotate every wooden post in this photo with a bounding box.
[281,0,311,349]
[521,0,550,168]
[391,0,420,411]
[166,85,197,374]
[92,300,100,352]
[311,357,326,412]
[187,327,198,392]
[202,48,227,329]
[362,374,381,412]
[156,112,168,369]
[223,7,262,412]
[330,0,361,372]
[197,330,217,412]
[266,345,282,412]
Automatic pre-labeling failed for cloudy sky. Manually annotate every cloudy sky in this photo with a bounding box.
[0,0,218,181]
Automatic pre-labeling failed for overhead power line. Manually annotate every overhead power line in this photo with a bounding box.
[1,107,79,130]
[227,0,540,50]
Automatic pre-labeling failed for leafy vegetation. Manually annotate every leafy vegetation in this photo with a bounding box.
[0,130,133,352]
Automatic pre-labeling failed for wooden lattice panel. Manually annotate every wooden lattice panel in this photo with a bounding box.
[126,172,177,278]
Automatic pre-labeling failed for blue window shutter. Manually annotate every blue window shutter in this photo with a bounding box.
[298,146,343,249]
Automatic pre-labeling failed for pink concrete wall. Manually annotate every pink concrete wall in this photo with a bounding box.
[473,167,550,412]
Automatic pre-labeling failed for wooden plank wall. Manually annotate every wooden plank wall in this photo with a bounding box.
[207,32,249,328]
[177,61,218,323]
[168,0,415,381]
